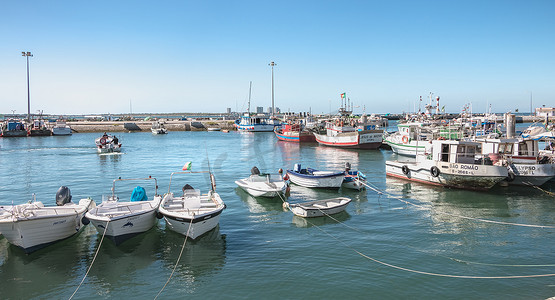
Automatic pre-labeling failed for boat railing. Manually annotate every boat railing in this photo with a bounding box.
[111,176,158,198]
[167,171,212,194]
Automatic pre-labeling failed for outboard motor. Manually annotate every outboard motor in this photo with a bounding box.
[294,164,301,173]
[345,162,351,172]
[251,166,260,175]
[56,186,72,206]
[182,184,194,192]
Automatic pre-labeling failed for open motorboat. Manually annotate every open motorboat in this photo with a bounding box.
[158,171,225,239]
[0,186,95,253]
[286,164,345,188]
[386,139,508,190]
[151,120,168,134]
[85,177,162,245]
[95,133,122,153]
[235,166,289,197]
[284,197,351,218]
[341,163,367,190]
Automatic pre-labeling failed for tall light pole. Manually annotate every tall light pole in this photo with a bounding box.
[22,51,33,122]
[269,61,276,117]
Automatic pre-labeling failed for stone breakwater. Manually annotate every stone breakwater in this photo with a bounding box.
[67,120,237,133]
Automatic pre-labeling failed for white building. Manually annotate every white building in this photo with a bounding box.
[536,106,555,117]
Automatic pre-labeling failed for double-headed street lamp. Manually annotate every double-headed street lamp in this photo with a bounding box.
[269,61,276,117]
[22,51,33,122]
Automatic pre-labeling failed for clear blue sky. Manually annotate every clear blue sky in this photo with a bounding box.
[1,0,553,115]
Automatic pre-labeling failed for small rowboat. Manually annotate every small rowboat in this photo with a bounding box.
[284,197,351,218]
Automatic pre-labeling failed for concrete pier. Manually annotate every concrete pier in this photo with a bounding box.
[67,120,237,133]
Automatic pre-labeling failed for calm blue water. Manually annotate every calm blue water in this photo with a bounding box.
[1,129,554,299]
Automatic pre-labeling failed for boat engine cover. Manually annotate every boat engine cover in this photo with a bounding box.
[56,186,72,206]
[251,166,260,175]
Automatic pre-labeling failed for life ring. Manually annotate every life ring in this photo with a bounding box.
[430,166,440,177]
[401,165,410,176]
[402,136,409,144]
[506,171,515,182]
[100,137,107,145]
[283,174,289,181]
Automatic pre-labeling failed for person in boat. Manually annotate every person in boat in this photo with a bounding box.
[113,136,118,145]
[100,132,108,145]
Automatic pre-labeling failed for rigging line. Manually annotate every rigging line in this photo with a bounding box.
[309,217,555,279]
[69,219,110,300]
[155,216,195,300]
[361,180,555,229]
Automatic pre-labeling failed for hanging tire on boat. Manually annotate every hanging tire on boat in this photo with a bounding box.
[506,171,515,182]
[81,215,90,225]
[402,165,410,176]
[430,166,440,177]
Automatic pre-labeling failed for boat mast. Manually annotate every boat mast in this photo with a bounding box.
[248,81,252,116]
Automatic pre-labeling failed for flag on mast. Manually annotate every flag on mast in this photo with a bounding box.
[341,93,346,99]
[182,161,192,171]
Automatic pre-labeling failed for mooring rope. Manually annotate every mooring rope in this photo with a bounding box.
[301,213,555,279]
[154,216,195,300]
[525,182,555,197]
[360,180,555,229]
[69,219,110,300]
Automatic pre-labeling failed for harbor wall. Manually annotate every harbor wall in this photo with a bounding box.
[67,120,237,133]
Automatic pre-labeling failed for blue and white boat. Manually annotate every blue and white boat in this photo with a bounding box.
[234,114,279,132]
[286,164,345,188]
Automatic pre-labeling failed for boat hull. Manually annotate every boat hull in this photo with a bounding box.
[385,160,508,190]
[509,163,555,186]
[1,130,28,137]
[274,128,316,142]
[159,192,225,239]
[0,199,93,253]
[86,199,161,245]
[313,130,383,149]
[288,197,351,218]
[235,179,288,197]
[52,127,72,135]
[286,170,344,188]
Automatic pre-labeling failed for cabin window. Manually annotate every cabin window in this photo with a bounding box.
[518,142,528,156]
[441,144,449,162]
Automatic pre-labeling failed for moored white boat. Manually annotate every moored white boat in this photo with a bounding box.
[286,164,344,188]
[158,171,225,239]
[51,121,72,135]
[0,186,95,253]
[386,140,508,190]
[85,177,161,245]
[95,133,122,153]
[285,197,351,218]
[472,137,555,186]
[235,167,289,197]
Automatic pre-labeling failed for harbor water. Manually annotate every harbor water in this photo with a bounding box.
[0,128,554,299]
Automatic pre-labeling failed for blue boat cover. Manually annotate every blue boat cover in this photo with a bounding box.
[130,186,148,202]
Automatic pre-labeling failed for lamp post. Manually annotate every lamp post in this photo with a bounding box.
[268,61,276,118]
[22,51,33,122]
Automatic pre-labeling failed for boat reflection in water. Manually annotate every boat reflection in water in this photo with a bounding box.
[291,210,351,228]
[0,226,97,299]
[235,187,285,214]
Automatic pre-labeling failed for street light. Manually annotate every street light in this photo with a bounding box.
[268,61,276,117]
[22,51,33,122]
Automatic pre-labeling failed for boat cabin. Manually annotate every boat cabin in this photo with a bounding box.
[426,140,481,164]
[475,138,540,163]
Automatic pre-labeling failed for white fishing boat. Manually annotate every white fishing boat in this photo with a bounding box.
[386,140,509,190]
[85,177,162,245]
[51,120,72,136]
[472,137,555,186]
[158,171,225,239]
[383,121,435,156]
[342,163,367,191]
[95,133,122,153]
[284,197,351,218]
[286,164,345,188]
[151,120,168,134]
[235,167,289,197]
[0,186,95,253]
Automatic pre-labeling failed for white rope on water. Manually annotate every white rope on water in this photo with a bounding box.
[69,219,110,300]
[360,180,555,229]
[154,216,195,300]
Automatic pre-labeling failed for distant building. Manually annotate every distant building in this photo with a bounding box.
[226,108,231,114]
[267,107,280,114]
[256,107,263,114]
[536,106,555,117]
